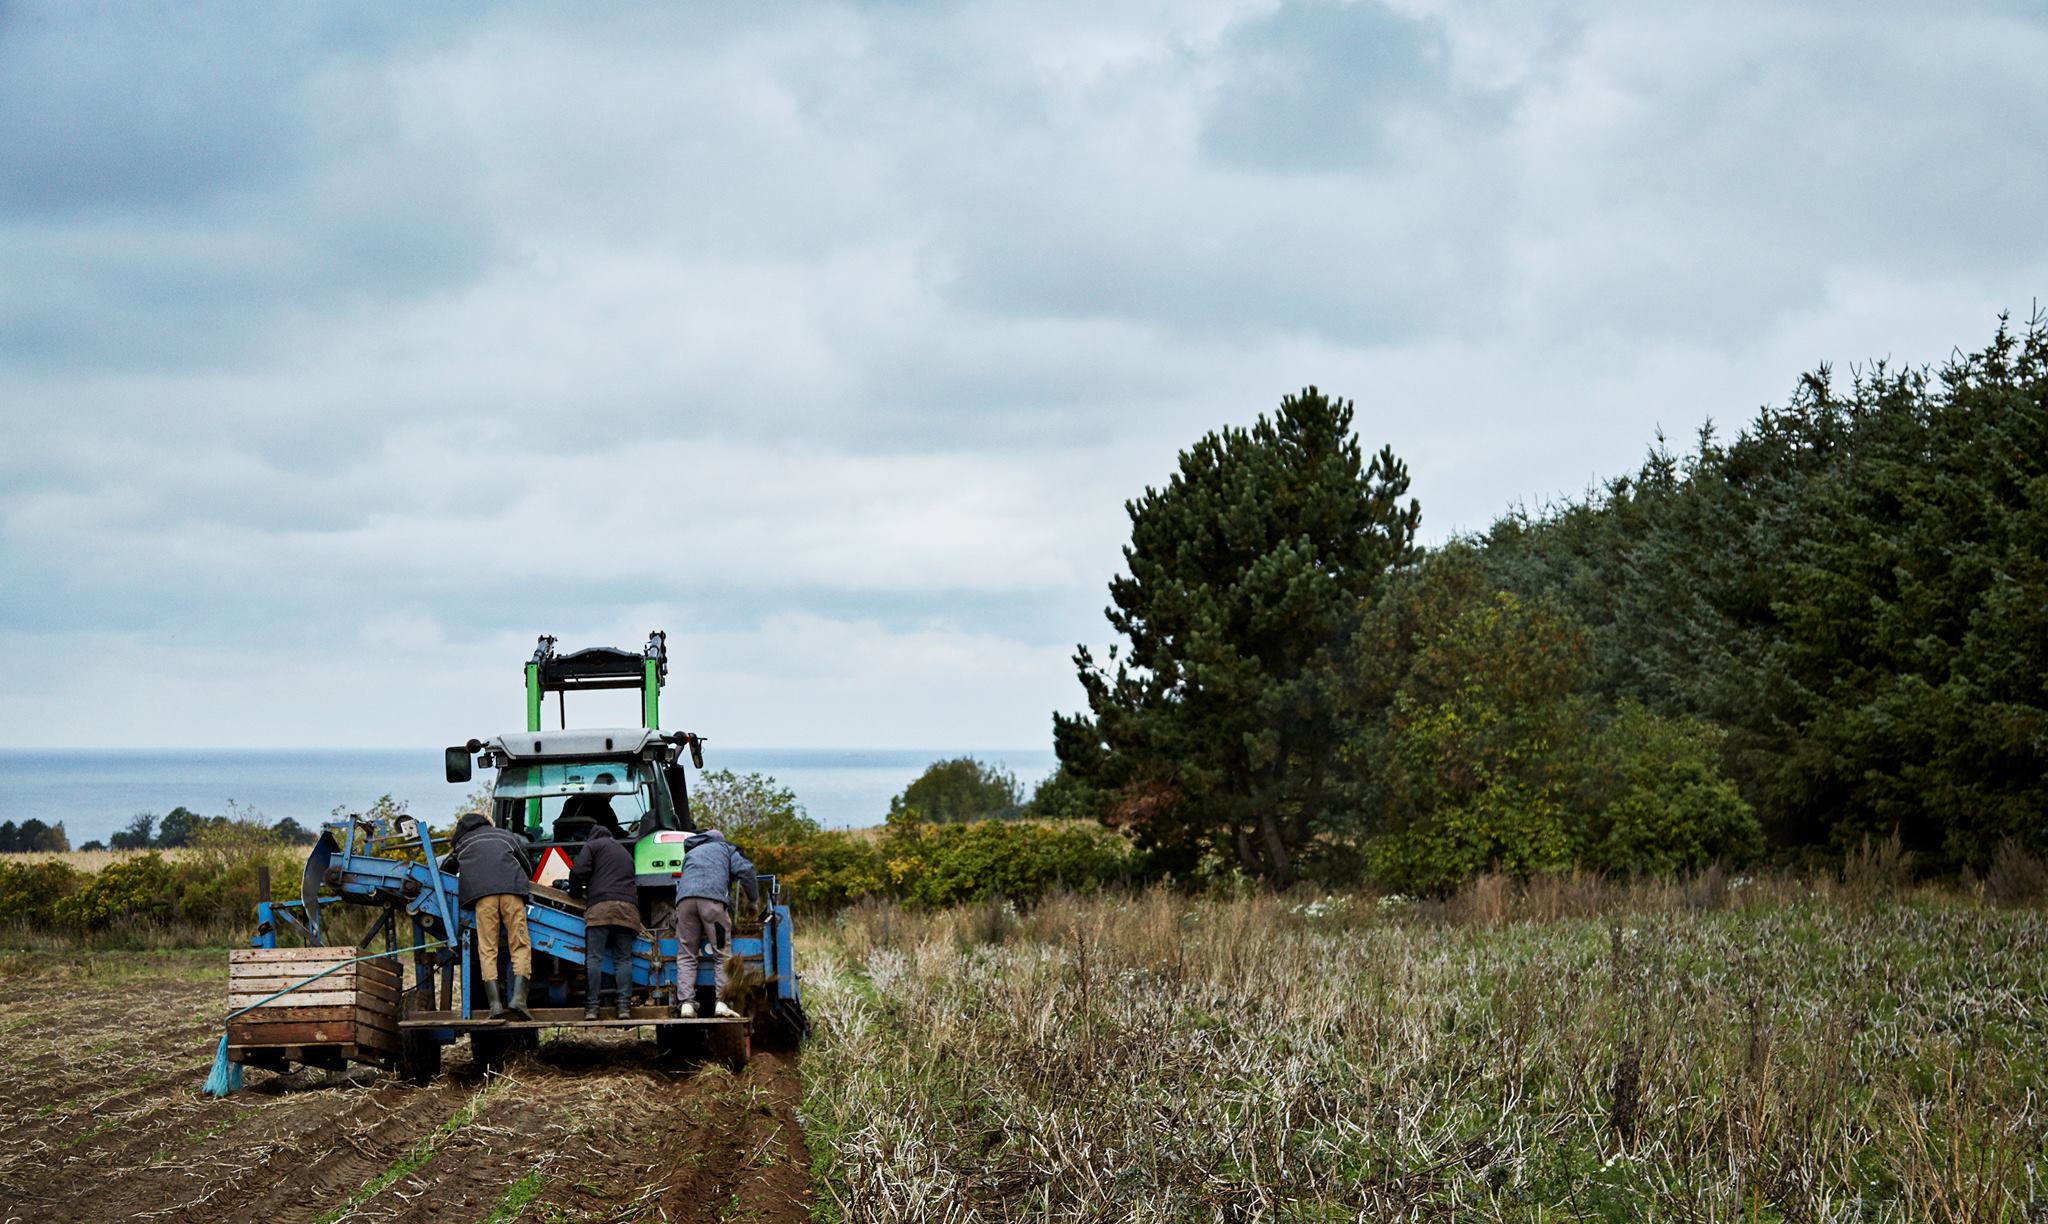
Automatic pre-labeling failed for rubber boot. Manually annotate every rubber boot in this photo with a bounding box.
[583,965,601,1021]
[507,974,533,1022]
[582,993,600,1022]
[712,999,741,1019]
[676,999,698,1018]
[480,979,508,1023]
[614,974,632,1020]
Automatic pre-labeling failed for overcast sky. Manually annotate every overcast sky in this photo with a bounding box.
[1,0,2042,750]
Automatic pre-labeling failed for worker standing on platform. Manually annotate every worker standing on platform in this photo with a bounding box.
[565,822,640,1021]
[444,810,534,1022]
[672,829,759,1018]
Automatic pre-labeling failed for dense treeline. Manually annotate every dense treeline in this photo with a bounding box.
[1477,318,2046,872]
[0,819,69,853]
[1057,316,2047,889]
[98,806,319,852]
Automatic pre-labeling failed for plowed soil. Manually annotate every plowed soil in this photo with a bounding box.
[0,951,813,1223]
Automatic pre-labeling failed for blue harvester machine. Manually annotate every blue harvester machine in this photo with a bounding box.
[227,633,805,1083]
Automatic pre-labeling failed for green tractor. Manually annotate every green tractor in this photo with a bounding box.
[226,632,802,1087]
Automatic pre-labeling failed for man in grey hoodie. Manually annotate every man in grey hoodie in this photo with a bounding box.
[671,829,759,1018]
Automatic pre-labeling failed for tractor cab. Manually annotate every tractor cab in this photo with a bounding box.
[444,632,711,924]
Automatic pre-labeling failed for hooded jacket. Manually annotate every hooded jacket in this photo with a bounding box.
[566,824,637,909]
[442,811,534,907]
[673,829,759,908]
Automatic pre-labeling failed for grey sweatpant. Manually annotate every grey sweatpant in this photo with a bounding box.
[673,896,731,1000]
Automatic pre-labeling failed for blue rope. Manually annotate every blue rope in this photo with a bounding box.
[205,940,445,1097]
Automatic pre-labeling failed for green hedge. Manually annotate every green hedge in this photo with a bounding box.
[752,817,1143,911]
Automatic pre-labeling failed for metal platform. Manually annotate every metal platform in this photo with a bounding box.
[399,1005,747,1031]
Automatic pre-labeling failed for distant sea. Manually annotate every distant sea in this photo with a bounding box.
[0,748,1057,847]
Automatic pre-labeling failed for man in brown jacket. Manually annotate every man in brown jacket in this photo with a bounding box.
[443,811,535,1022]
[564,821,640,1021]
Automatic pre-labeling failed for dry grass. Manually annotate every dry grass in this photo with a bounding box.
[1,847,199,870]
[799,880,2047,1221]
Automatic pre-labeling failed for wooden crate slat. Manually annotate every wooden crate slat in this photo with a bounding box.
[227,965,394,987]
[231,945,376,965]
[229,1020,367,1045]
[229,989,364,1009]
[231,1003,396,1029]
[230,953,403,978]
[228,969,369,991]
[230,954,401,977]
[227,986,398,1013]
[228,974,398,1003]
[230,1020,397,1053]
[232,1004,357,1024]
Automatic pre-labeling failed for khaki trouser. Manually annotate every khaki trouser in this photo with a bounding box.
[474,893,531,981]
[673,897,731,1000]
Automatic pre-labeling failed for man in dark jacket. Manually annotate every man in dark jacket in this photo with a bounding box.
[443,811,535,1022]
[565,823,639,1021]
[672,829,759,1018]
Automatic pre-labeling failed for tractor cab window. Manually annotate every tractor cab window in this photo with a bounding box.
[492,759,679,843]
[496,762,640,800]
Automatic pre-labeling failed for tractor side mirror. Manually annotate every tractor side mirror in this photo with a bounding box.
[444,746,473,784]
[689,737,704,769]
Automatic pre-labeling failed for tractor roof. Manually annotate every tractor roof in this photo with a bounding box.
[486,727,672,761]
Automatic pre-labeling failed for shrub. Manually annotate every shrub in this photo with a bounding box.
[53,853,180,930]
[174,821,305,925]
[0,859,82,926]
[1984,838,2048,907]
[758,831,890,912]
[1355,590,1590,894]
[880,816,1141,908]
[1580,704,1762,875]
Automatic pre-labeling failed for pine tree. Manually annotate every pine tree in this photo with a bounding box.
[1055,388,1419,886]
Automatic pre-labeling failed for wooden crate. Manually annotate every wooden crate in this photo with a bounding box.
[227,946,401,1064]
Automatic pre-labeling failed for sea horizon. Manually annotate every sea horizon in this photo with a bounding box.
[0,746,1058,846]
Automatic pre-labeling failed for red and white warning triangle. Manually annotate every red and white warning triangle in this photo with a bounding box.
[532,845,574,888]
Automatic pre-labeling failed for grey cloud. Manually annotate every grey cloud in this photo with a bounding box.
[1199,0,1485,172]
[0,4,499,372]
[1489,5,2048,346]
[0,8,300,217]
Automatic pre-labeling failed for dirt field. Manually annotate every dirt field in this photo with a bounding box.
[0,951,813,1224]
